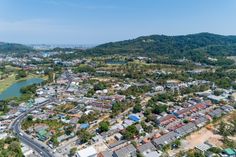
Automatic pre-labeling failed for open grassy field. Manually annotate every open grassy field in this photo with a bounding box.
[0,73,47,93]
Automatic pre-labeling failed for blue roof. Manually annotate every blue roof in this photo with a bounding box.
[80,123,89,129]
[128,114,140,122]
[223,148,236,155]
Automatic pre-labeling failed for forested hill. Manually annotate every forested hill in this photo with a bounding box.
[86,33,236,58]
[0,42,32,54]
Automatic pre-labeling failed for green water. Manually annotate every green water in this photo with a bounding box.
[0,78,44,100]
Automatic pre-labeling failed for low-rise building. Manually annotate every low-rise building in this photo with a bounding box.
[76,146,97,157]
[152,131,178,148]
[175,122,197,137]
[156,114,177,126]
[138,142,162,157]
[113,144,137,157]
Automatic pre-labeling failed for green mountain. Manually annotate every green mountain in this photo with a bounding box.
[86,33,236,58]
[0,42,32,54]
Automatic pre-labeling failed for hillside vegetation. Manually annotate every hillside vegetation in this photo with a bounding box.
[0,42,32,54]
[85,33,236,59]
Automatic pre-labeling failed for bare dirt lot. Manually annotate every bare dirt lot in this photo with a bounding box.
[168,128,222,156]
[184,128,222,148]
[169,111,236,156]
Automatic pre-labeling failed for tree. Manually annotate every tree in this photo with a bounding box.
[137,152,144,157]
[218,121,232,138]
[94,82,107,91]
[186,150,205,157]
[152,104,168,114]
[69,147,77,157]
[77,129,92,143]
[27,115,33,121]
[231,119,236,135]
[51,136,59,147]
[133,104,142,113]
[65,125,74,135]
[8,141,22,154]
[73,64,95,73]
[0,100,9,114]
[208,147,222,154]
[162,144,170,151]
[183,119,189,124]
[119,85,151,97]
[123,125,139,140]
[141,121,153,133]
[172,140,181,149]
[0,138,24,157]
[48,72,54,82]
[111,102,124,115]
[20,84,37,94]
[86,88,95,97]
[99,121,109,133]
[15,70,27,79]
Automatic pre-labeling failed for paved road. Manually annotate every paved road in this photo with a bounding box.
[65,70,72,90]
[11,71,72,157]
[11,100,55,157]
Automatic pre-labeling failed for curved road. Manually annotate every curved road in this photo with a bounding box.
[11,100,54,157]
[11,71,72,157]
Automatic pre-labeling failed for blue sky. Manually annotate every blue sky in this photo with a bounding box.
[0,0,236,44]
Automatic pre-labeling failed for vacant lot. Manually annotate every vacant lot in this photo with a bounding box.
[184,128,222,148]
[169,128,222,156]
[169,111,236,156]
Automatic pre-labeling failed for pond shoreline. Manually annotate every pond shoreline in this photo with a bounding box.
[0,74,46,93]
[0,78,44,100]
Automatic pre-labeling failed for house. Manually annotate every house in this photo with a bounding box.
[113,144,137,157]
[195,142,212,152]
[128,114,141,122]
[80,123,90,129]
[135,124,144,134]
[165,120,184,131]
[123,119,134,128]
[221,105,234,113]
[175,122,197,137]
[207,95,226,103]
[37,129,50,141]
[21,144,34,157]
[174,101,211,118]
[208,108,224,118]
[76,146,97,157]
[195,103,207,110]
[174,108,192,118]
[108,140,128,150]
[221,148,236,157]
[34,124,49,133]
[34,97,48,105]
[0,133,8,139]
[57,133,74,143]
[152,131,178,148]
[70,117,79,124]
[114,133,123,141]
[153,86,164,92]
[156,114,177,126]
[98,150,113,157]
[194,117,208,128]
[137,142,162,157]
[92,135,103,143]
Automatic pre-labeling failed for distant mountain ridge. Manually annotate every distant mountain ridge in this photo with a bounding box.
[86,33,236,57]
[0,42,32,54]
[2,33,236,59]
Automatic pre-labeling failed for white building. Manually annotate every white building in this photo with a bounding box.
[76,146,97,157]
